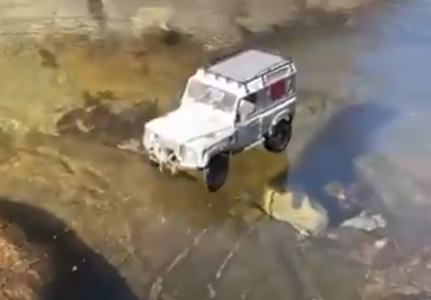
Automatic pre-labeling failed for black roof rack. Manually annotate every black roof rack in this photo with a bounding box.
[205,57,293,84]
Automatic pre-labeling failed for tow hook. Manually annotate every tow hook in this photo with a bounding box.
[152,149,178,175]
[159,156,178,175]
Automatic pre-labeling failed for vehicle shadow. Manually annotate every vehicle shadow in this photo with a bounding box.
[286,101,396,226]
[0,198,139,300]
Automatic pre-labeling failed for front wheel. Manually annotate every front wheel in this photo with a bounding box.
[264,119,293,153]
[203,153,229,192]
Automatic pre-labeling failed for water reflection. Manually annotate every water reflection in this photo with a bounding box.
[287,102,396,225]
[355,0,431,157]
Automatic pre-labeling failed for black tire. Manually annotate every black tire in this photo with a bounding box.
[264,119,293,153]
[203,153,229,192]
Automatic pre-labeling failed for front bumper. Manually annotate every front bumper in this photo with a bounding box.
[144,139,200,174]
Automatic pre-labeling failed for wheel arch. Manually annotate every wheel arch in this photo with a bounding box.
[200,142,231,168]
[270,106,295,134]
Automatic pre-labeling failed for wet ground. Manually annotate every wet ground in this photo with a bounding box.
[1,0,431,299]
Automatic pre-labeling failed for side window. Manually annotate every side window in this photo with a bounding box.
[244,92,257,104]
[268,79,286,101]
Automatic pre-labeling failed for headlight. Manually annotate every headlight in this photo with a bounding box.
[143,129,156,147]
[149,132,156,142]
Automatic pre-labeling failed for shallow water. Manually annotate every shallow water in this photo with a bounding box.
[258,0,431,225]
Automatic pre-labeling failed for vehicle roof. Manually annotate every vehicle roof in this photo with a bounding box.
[207,49,290,83]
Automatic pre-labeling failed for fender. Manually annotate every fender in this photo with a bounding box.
[269,102,296,133]
[198,140,228,168]
[200,151,213,169]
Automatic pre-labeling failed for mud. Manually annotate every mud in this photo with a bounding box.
[0,30,206,134]
[56,91,158,146]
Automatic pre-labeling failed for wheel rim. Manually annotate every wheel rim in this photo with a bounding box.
[273,122,291,148]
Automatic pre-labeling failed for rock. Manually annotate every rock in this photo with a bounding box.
[340,211,386,232]
[233,0,298,34]
[256,186,329,236]
[56,72,68,84]
[305,0,374,12]
[355,154,431,226]
[116,139,141,153]
[374,238,389,250]
[130,6,174,38]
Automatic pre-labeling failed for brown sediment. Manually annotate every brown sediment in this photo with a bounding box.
[0,29,207,136]
[0,199,141,300]
[0,221,44,300]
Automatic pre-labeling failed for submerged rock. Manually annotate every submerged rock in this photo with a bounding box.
[256,186,329,236]
[340,211,386,232]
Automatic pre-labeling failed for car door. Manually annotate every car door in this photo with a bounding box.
[234,99,262,150]
[261,78,289,132]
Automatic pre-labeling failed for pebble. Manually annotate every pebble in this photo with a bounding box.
[207,284,216,299]
[57,73,68,84]
[374,238,388,250]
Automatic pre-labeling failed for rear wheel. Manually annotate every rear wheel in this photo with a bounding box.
[203,153,229,192]
[264,119,293,153]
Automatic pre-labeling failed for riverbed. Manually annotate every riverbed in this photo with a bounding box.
[1,0,431,299]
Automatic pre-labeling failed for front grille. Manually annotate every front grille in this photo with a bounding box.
[158,137,180,153]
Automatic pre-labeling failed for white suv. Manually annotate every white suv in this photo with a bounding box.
[142,49,297,192]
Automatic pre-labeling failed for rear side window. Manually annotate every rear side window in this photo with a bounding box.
[268,79,286,100]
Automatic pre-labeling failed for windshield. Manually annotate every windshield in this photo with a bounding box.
[185,79,237,113]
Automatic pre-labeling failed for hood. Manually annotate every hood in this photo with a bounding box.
[146,103,233,145]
